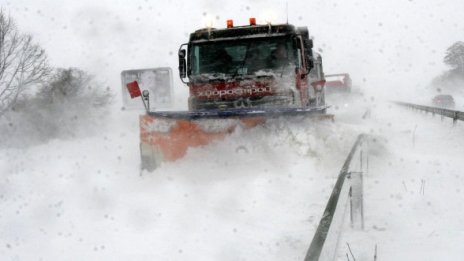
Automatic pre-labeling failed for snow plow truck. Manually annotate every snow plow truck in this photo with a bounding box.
[123,18,329,171]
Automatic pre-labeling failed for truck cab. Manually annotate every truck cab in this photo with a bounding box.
[178,19,326,111]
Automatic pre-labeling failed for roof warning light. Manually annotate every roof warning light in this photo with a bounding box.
[249,17,256,26]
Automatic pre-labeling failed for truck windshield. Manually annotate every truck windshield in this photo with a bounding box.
[190,37,296,77]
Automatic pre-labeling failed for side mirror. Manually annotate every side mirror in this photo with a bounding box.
[178,49,186,79]
[307,39,313,49]
[292,37,299,49]
[306,55,314,70]
[179,49,186,59]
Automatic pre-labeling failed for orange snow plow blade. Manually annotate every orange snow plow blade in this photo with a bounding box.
[139,115,264,171]
[138,106,331,171]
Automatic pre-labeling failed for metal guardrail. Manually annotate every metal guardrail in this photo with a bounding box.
[395,101,464,124]
[304,134,367,261]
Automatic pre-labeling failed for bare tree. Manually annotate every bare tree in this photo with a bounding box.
[0,9,50,115]
[38,67,112,107]
[444,41,464,75]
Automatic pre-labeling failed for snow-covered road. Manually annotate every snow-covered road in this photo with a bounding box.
[1,96,463,260]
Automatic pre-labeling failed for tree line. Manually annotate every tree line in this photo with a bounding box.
[431,41,464,92]
[0,10,113,147]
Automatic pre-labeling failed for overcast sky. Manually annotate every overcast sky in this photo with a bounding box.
[2,0,464,99]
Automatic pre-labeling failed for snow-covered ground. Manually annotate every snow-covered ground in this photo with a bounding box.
[337,101,464,261]
[0,103,360,260]
[1,92,462,260]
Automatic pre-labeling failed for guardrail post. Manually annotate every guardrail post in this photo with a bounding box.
[453,111,458,126]
[348,171,364,230]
